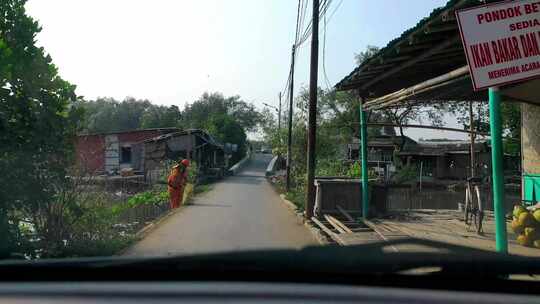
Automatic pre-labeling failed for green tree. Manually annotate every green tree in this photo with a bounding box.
[181,92,262,161]
[181,92,262,132]
[205,114,247,162]
[0,0,82,257]
[140,105,181,129]
[355,45,380,65]
[79,97,153,133]
[501,103,521,155]
[447,101,521,155]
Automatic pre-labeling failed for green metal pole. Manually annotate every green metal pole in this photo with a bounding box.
[488,87,508,254]
[360,99,369,218]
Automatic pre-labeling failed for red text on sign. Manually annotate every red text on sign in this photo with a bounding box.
[477,6,523,24]
[509,18,540,31]
[468,32,540,68]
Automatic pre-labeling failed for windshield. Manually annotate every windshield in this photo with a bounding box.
[0,0,537,267]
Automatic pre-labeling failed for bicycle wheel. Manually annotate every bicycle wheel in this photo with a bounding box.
[473,185,484,234]
[464,183,471,225]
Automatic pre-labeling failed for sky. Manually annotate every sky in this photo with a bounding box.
[25,0,468,140]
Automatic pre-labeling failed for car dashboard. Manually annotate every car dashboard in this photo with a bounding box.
[0,282,536,304]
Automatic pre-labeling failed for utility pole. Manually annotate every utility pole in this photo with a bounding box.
[306,0,319,219]
[286,46,295,192]
[278,92,282,130]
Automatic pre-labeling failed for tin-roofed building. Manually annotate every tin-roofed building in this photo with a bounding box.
[75,128,180,175]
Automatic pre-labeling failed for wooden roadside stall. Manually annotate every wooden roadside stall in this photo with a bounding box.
[333,0,540,254]
[136,129,228,183]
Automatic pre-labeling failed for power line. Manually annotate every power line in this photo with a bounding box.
[281,67,292,100]
[282,0,304,101]
[282,0,336,113]
[327,0,343,22]
[285,0,304,191]
[296,0,306,44]
[322,10,331,90]
[296,0,331,47]
[298,0,309,45]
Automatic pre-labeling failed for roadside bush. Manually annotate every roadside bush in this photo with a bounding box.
[392,164,417,184]
[24,158,206,259]
[316,159,346,176]
[122,187,168,209]
[285,184,306,211]
[315,159,375,178]
[63,203,135,257]
[15,187,136,259]
[187,161,199,184]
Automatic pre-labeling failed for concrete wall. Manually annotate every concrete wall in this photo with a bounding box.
[522,103,540,175]
[76,134,105,174]
[386,185,520,212]
[522,103,540,203]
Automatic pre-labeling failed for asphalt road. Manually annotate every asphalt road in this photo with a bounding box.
[124,154,317,257]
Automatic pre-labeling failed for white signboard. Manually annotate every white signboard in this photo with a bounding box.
[456,0,540,90]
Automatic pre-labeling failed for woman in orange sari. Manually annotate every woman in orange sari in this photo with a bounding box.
[167,159,190,209]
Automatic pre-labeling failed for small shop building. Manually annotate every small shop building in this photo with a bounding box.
[75,128,179,175]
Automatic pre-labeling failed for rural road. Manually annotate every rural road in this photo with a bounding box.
[124,153,317,256]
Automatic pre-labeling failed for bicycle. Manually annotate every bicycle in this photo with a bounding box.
[463,177,484,234]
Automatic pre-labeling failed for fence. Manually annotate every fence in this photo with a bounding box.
[117,201,170,230]
[77,173,171,234]
[385,184,521,213]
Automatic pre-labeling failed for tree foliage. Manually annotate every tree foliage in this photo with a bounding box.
[141,105,182,129]
[355,45,380,65]
[181,92,262,132]
[378,105,446,150]
[181,92,260,162]
[447,101,521,155]
[78,97,183,133]
[0,0,82,257]
[264,87,361,176]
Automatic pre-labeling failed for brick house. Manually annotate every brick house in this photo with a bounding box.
[75,128,179,174]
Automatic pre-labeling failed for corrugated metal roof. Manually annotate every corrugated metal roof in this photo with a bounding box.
[78,127,180,137]
[335,0,500,97]
[141,128,224,149]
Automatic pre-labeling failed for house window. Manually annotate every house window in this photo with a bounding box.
[120,146,132,164]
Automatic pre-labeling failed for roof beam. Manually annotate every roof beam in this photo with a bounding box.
[395,43,431,54]
[379,55,412,64]
[368,123,489,137]
[366,63,396,71]
[363,65,470,109]
[441,10,457,22]
[336,122,490,137]
[417,53,465,64]
[359,35,462,92]
[424,23,457,34]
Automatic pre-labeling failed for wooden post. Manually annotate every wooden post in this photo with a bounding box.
[305,0,319,218]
